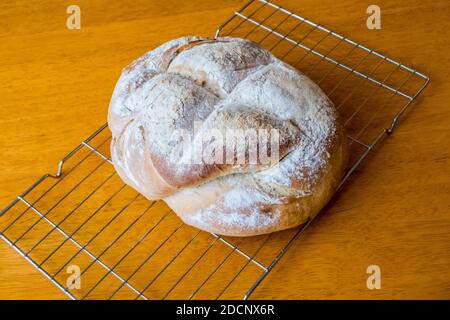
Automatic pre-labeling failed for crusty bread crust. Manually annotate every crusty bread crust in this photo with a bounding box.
[109,36,349,236]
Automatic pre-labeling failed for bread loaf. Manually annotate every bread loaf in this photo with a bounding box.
[108,36,349,236]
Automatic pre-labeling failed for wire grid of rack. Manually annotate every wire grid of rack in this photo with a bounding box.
[0,0,429,300]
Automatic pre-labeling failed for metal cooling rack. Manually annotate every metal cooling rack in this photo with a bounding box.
[0,0,429,300]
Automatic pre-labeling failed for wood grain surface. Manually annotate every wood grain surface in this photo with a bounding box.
[0,0,449,300]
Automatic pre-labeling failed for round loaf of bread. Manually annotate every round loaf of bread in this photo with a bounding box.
[108,36,349,236]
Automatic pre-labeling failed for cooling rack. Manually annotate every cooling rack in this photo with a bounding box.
[0,0,430,300]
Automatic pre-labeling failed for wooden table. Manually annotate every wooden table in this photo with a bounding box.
[0,0,449,299]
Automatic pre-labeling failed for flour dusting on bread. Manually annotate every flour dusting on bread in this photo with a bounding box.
[109,36,348,236]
